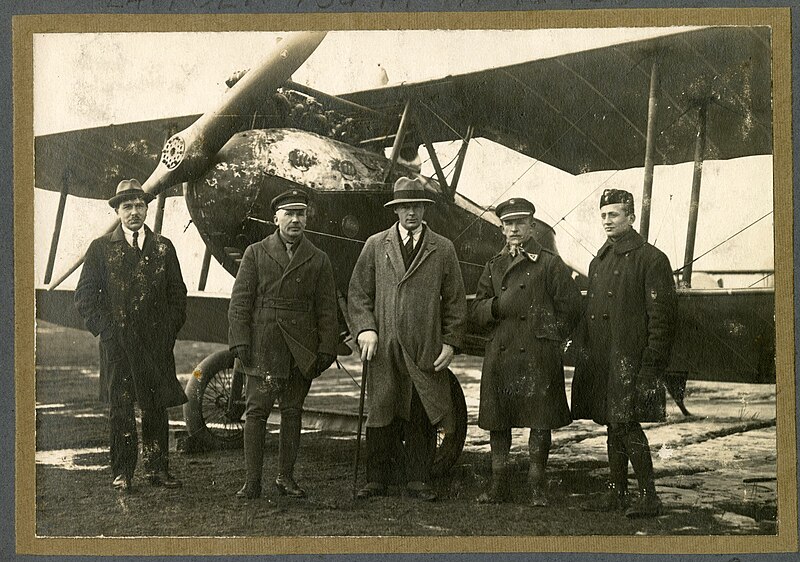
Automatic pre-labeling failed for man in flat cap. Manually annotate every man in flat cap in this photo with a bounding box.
[76,179,188,493]
[228,188,338,500]
[571,188,676,517]
[348,176,467,501]
[469,197,581,506]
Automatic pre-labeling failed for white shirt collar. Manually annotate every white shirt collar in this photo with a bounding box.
[398,223,423,242]
[121,224,146,248]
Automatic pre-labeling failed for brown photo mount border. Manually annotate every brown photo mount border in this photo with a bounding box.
[14,7,796,556]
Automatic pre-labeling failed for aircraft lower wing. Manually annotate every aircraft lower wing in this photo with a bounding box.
[340,26,772,173]
[36,286,775,385]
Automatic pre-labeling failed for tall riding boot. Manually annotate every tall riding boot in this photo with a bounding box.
[237,417,265,499]
[585,425,629,511]
[621,423,662,518]
[275,408,306,498]
[477,430,511,503]
[528,429,551,507]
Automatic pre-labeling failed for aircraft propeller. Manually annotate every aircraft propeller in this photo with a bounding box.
[47,31,327,290]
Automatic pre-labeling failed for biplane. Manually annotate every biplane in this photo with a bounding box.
[33,27,775,475]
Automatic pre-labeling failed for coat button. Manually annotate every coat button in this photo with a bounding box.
[613,270,620,275]
[520,284,525,289]
[291,319,297,325]
[602,313,609,320]
[590,314,595,320]
[519,347,525,352]
[499,345,506,351]
[588,292,593,298]
[296,277,301,282]
[520,315,526,320]
[607,291,614,297]
[501,286,507,291]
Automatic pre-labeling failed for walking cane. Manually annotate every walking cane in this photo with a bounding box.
[352,359,368,499]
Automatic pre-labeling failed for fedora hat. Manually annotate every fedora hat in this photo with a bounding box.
[384,177,435,208]
[108,179,153,208]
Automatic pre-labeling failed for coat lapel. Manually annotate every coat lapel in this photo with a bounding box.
[264,231,290,270]
[383,227,405,280]
[284,236,313,277]
[501,238,542,283]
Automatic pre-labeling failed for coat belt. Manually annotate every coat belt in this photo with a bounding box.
[259,297,312,312]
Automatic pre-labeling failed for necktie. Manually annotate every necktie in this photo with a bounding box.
[404,233,414,256]
[132,231,140,253]
[285,242,294,260]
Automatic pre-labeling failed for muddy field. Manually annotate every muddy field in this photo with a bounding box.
[33,322,778,537]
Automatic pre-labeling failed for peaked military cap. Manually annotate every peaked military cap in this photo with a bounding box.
[600,188,634,212]
[271,189,309,213]
[495,197,536,221]
[109,178,153,208]
[384,177,435,207]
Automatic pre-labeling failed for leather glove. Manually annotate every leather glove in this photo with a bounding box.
[233,345,252,368]
[317,353,336,374]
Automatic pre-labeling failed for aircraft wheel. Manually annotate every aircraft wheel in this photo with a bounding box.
[183,349,244,449]
[431,369,468,478]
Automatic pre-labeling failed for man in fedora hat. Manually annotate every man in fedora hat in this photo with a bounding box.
[75,179,188,493]
[571,188,676,517]
[228,189,338,500]
[348,176,467,501]
[469,197,581,506]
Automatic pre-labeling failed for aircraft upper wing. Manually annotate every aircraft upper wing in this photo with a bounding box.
[34,114,200,199]
[340,26,772,173]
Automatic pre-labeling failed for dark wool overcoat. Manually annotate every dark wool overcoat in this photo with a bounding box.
[348,224,467,428]
[571,229,677,424]
[470,240,582,430]
[228,231,338,380]
[75,225,188,410]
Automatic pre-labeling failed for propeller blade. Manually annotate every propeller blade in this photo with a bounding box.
[46,31,327,290]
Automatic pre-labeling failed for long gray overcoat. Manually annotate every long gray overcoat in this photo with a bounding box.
[228,231,338,380]
[470,240,582,430]
[75,225,188,410]
[571,229,677,424]
[348,224,467,428]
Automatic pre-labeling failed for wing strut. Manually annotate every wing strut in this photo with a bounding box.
[680,100,709,288]
[383,98,413,182]
[450,125,474,194]
[198,246,212,291]
[43,172,70,285]
[639,60,660,242]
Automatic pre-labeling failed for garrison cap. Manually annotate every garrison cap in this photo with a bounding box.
[600,189,634,212]
[495,197,536,221]
[109,178,153,208]
[271,189,309,213]
[384,177,435,207]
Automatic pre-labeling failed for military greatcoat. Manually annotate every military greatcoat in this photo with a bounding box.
[571,229,677,424]
[75,225,188,410]
[348,224,467,428]
[470,240,581,430]
[228,231,338,380]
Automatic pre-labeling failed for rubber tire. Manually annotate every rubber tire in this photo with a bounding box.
[431,369,468,478]
[183,349,244,449]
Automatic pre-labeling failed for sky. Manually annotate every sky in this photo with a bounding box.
[32,29,774,291]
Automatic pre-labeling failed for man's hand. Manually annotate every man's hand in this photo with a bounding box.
[357,330,378,362]
[233,345,252,368]
[433,343,455,372]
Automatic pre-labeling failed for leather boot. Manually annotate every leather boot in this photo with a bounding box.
[528,429,551,507]
[585,426,629,511]
[477,430,511,504]
[621,423,662,518]
[237,417,265,499]
[277,408,306,498]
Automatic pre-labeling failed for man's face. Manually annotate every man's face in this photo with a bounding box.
[116,197,148,232]
[600,203,635,241]
[501,216,534,247]
[274,208,307,242]
[393,203,426,231]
